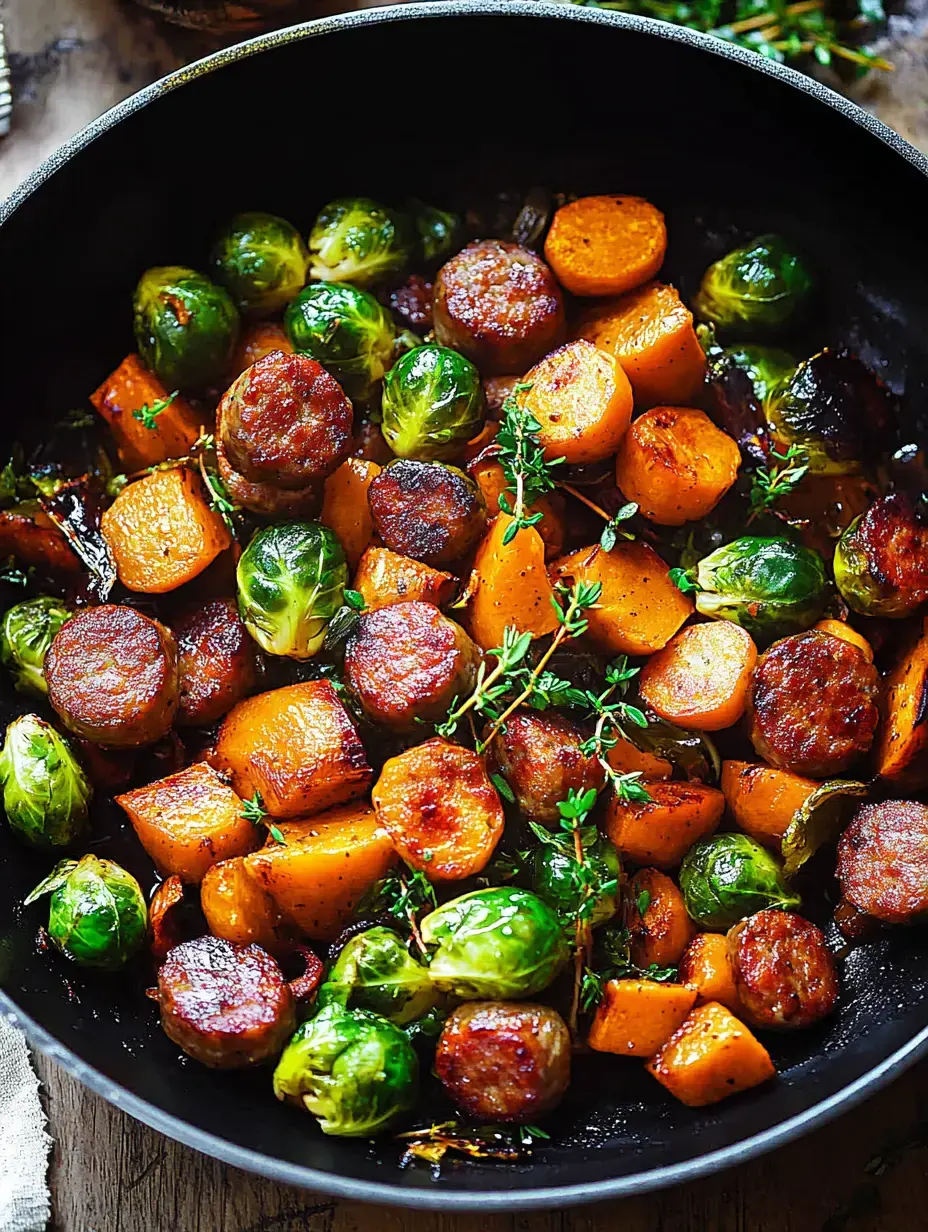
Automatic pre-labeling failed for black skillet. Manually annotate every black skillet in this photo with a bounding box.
[1,0,927,1210]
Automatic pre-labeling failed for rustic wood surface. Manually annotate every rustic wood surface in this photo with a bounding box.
[4,1,928,1228]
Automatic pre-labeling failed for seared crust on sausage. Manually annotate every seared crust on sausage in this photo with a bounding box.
[368,459,487,566]
[858,491,928,599]
[344,601,480,731]
[435,1001,571,1122]
[749,631,879,777]
[0,505,81,575]
[157,935,295,1069]
[219,350,352,487]
[389,274,433,333]
[46,604,179,748]
[215,434,321,518]
[174,597,262,728]
[487,710,605,824]
[433,240,565,376]
[836,800,928,924]
[728,909,839,1030]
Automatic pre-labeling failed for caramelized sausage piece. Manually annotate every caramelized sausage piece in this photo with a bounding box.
[748,630,879,777]
[344,601,480,732]
[368,459,486,566]
[727,909,839,1030]
[173,597,262,728]
[435,1001,570,1122]
[389,274,433,333]
[836,800,928,924]
[487,710,605,825]
[218,350,352,487]
[215,435,321,518]
[46,604,179,747]
[156,936,295,1069]
[0,504,81,576]
[433,239,565,376]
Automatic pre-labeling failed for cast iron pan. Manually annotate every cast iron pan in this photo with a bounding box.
[1,1,927,1209]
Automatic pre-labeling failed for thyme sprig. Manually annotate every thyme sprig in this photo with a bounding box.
[131,390,178,430]
[361,864,437,959]
[240,791,285,844]
[435,626,534,740]
[747,443,809,523]
[397,1121,549,1168]
[567,658,653,803]
[580,925,679,1015]
[497,384,564,543]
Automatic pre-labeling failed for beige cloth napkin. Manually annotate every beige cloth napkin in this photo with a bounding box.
[0,1016,51,1232]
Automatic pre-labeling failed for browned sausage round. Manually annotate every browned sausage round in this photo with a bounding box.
[218,350,352,487]
[46,604,179,748]
[483,375,522,417]
[156,935,295,1069]
[487,710,605,824]
[344,601,480,732]
[368,459,487,566]
[389,273,433,333]
[215,434,321,518]
[748,630,879,777]
[837,800,928,924]
[727,909,839,1030]
[435,1001,571,1122]
[433,239,565,376]
[173,597,262,728]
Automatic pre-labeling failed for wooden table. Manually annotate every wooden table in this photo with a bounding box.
[5,2,928,1228]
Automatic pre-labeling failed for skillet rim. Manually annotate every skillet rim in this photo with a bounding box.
[2,0,928,1208]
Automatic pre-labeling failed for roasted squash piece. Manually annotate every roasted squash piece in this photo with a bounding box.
[876,618,928,789]
[90,354,205,470]
[646,1001,775,1107]
[321,457,381,569]
[678,933,740,1011]
[468,514,559,652]
[588,979,697,1057]
[353,546,457,612]
[605,780,724,869]
[200,856,293,952]
[721,760,818,848]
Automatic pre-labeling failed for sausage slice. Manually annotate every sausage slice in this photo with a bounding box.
[368,459,486,566]
[727,909,839,1030]
[487,710,604,824]
[174,597,262,728]
[836,800,928,924]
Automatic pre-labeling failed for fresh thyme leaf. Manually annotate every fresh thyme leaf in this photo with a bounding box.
[240,791,268,825]
[747,444,810,522]
[599,501,639,552]
[637,889,652,916]
[197,452,239,535]
[490,772,516,803]
[343,588,366,611]
[268,824,286,845]
[131,391,179,430]
[669,566,700,595]
[497,384,564,539]
[0,557,32,588]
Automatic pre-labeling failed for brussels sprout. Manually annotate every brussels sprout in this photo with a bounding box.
[690,536,828,643]
[210,211,308,317]
[24,854,147,969]
[318,927,437,1025]
[410,200,461,265]
[680,834,800,930]
[420,887,569,1000]
[133,266,239,390]
[530,834,620,931]
[723,345,796,409]
[284,281,395,404]
[1,597,73,695]
[237,521,347,659]
[833,491,928,617]
[694,234,813,335]
[0,714,91,848]
[765,349,895,476]
[272,1002,418,1136]
[308,197,414,287]
[381,345,486,461]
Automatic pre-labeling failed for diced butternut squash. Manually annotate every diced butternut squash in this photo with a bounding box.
[116,761,259,883]
[211,681,372,819]
[101,466,231,593]
[321,457,381,569]
[678,934,740,1011]
[353,546,457,612]
[467,514,559,652]
[90,354,205,470]
[228,322,293,379]
[544,195,667,297]
[588,979,697,1057]
[468,456,565,559]
[639,620,757,731]
[245,802,396,941]
[876,618,928,789]
[550,542,692,657]
[721,760,818,848]
[200,856,292,952]
[605,780,724,869]
[814,619,874,663]
[646,1002,775,1107]
[628,868,695,968]
[606,736,673,780]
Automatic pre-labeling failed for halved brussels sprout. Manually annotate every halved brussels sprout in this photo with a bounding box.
[723,345,796,409]
[781,779,868,877]
[25,854,147,969]
[834,491,928,617]
[210,211,308,317]
[420,886,569,1000]
[308,197,414,287]
[273,1002,418,1137]
[410,200,461,265]
[689,536,828,643]
[0,596,72,695]
[133,266,240,390]
[318,927,437,1025]
[284,281,395,404]
[381,344,486,460]
[679,833,800,930]
[694,234,813,335]
[0,714,91,848]
[530,833,620,931]
[237,521,347,659]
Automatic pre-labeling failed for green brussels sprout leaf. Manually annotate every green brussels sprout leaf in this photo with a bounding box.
[693,234,813,335]
[528,827,620,932]
[284,281,395,404]
[210,211,308,317]
[318,926,437,1024]
[679,833,801,930]
[781,779,869,877]
[0,596,73,695]
[0,714,91,848]
[24,858,78,905]
[381,344,486,461]
[308,197,414,287]
[408,199,461,265]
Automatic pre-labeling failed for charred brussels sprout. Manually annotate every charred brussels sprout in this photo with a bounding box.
[410,200,461,265]
[834,491,928,617]
[530,834,619,931]
[237,521,347,659]
[694,235,813,335]
[420,887,569,1000]
[679,833,800,929]
[272,1002,418,1136]
[133,266,239,390]
[318,927,437,1025]
[723,345,796,409]
[24,855,147,969]
[284,281,395,404]
[689,536,828,643]
[0,714,90,848]
[308,197,414,287]
[1,597,72,695]
[381,344,486,460]
[210,211,308,317]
